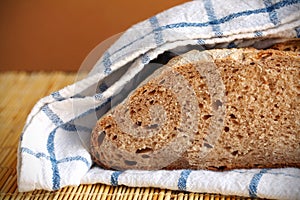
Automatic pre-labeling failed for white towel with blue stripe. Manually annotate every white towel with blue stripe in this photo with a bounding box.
[18,0,300,199]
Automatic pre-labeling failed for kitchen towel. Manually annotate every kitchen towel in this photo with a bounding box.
[18,0,300,199]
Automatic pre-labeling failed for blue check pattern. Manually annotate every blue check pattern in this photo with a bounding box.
[18,0,300,198]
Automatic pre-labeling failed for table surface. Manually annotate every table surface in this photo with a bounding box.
[0,71,258,200]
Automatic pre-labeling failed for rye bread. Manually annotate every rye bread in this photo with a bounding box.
[90,43,300,171]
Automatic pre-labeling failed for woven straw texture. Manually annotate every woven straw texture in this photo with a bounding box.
[0,72,260,200]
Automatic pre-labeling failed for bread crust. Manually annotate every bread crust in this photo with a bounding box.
[90,44,300,171]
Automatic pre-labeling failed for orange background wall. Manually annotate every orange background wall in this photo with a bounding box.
[0,0,187,71]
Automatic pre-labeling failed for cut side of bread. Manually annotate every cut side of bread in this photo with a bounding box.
[90,44,300,171]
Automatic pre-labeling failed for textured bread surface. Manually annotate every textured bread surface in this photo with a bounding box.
[90,43,300,170]
[270,39,300,52]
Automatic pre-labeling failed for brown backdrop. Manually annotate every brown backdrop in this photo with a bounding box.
[0,0,187,71]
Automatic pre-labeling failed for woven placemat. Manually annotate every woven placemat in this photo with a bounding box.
[0,71,258,200]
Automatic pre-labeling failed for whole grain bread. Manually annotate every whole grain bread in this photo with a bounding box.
[90,43,300,170]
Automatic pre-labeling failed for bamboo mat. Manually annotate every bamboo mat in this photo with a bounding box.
[0,71,258,200]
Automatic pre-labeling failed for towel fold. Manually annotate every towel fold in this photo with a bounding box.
[18,0,300,199]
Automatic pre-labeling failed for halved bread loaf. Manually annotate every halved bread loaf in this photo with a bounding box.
[90,43,300,170]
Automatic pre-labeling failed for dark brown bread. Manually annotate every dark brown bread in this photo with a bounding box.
[269,39,300,52]
[90,43,300,171]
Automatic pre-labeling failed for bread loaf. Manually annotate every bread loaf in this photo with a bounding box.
[90,43,300,171]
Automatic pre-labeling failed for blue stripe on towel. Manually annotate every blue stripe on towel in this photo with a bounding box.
[111,171,123,186]
[47,128,61,190]
[51,91,65,101]
[57,156,91,167]
[42,104,92,133]
[103,52,112,75]
[62,123,92,133]
[178,170,192,191]
[149,16,164,45]
[94,93,104,100]
[42,97,111,136]
[197,39,206,45]
[39,87,116,191]
[21,147,51,160]
[46,127,91,190]
[42,104,64,126]
[141,54,150,64]
[21,147,91,168]
[203,0,223,37]
[158,0,298,31]
[263,0,280,25]
[248,168,269,198]
[111,0,298,58]
[254,31,263,37]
